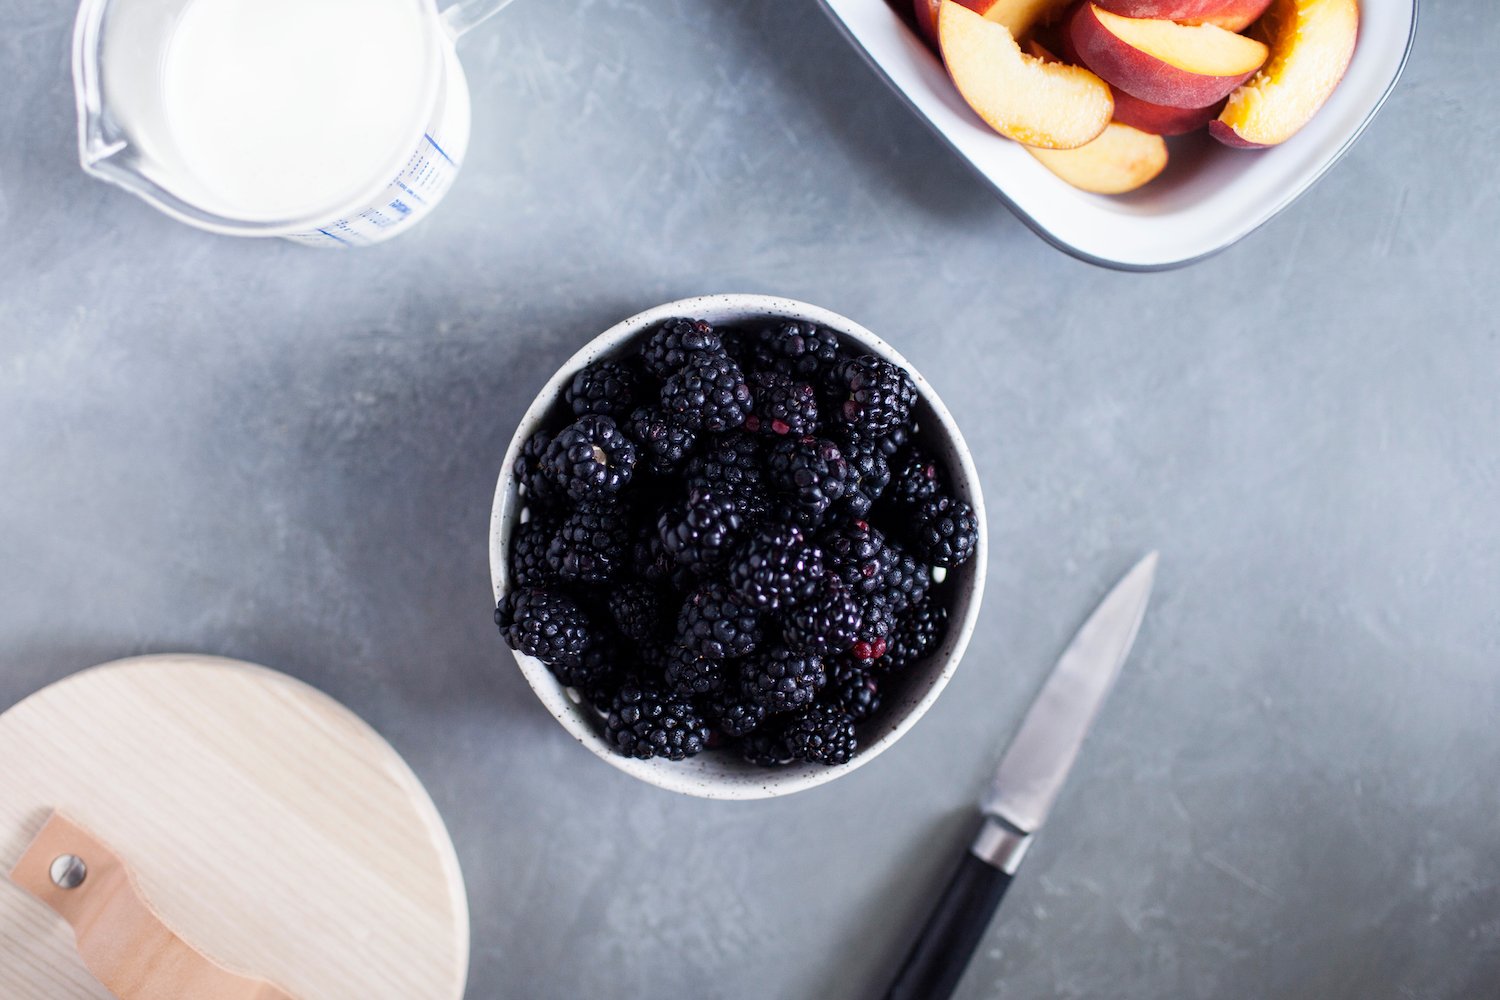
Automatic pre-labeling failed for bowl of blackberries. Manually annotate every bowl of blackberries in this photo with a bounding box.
[490,294,986,799]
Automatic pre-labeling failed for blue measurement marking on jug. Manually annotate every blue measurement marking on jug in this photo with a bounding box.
[281,42,473,249]
[285,136,463,249]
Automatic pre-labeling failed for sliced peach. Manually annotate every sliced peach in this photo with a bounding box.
[1211,0,1359,148]
[1068,3,1269,108]
[914,0,942,46]
[919,0,1074,48]
[1093,0,1274,31]
[1111,87,1224,134]
[1029,33,1220,136]
[977,0,1075,37]
[939,0,1114,150]
[1043,18,1086,64]
[1027,122,1168,193]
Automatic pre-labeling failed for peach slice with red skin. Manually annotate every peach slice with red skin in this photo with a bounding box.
[1111,88,1225,134]
[1068,3,1269,108]
[939,0,1114,149]
[914,0,942,46]
[1211,0,1360,148]
[1026,35,1222,135]
[1093,0,1274,32]
[916,0,1072,47]
[1026,121,1168,193]
[978,0,1075,37]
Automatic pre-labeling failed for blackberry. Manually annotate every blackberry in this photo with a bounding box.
[835,432,891,518]
[886,600,949,672]
[820,520,887,596]
[741,729,793,766]
[658,489,744,575]
[740,646,826,715]
[514,430,556,502]
[641,318,723,378]
[509,516,559,588]
[678,582,762,660]
[785,704,857,766]
[887,447,945,508]
[686,433,768,523]
[707,691,767,738]
[767,435,848,528]
[783,575,863,654]
[543,415,637,502]
[878,544,931,615]
[495,588,596,669]
[829,355,917,436]
[827,660,882,722]
[661,352,753,433]
[687,432,762,491]
[663,644,728,698]
[853,593,895,661]
[625,406,697,476]
[745,371,820,437]
[608,582,668,643]
[728,524,824,610]
[713,482,770,526]
[910,496,979,567]
[565,360,640,421]
[546,503,629,584]
[750,321,841,382]
[604,684,711,761]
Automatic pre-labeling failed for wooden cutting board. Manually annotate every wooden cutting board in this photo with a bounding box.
[0,655,469,1000]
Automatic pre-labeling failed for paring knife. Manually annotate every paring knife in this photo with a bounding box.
[883,552,1159,1000]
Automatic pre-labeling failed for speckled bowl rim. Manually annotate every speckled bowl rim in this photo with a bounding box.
[489,294,987,800]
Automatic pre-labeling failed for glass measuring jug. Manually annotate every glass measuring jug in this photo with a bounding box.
[73,0,514,247]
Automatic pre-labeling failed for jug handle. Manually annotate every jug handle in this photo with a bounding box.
[441,0,517,38]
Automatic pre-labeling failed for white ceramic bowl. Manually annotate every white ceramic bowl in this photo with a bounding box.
[490,294,987,799]
[817,0,1419,270]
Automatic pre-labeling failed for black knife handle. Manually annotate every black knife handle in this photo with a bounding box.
[882,817,1030,1000]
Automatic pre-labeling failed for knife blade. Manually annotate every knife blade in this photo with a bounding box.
[882,552,1159,1000]
[981,550,1159,834]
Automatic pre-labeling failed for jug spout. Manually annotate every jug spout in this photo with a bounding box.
[72,0,132,178]
[69,0,238,231]
[81,138,129,172]
[73,0,106,162]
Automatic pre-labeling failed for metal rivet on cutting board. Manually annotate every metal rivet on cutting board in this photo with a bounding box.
[50,854,87,890]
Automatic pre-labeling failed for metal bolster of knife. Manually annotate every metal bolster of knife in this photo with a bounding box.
[970,814,1032,875]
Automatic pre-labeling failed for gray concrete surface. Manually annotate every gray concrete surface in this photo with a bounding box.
[3,2,1498,998]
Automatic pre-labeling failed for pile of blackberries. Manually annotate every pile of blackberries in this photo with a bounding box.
[496,318,978,767]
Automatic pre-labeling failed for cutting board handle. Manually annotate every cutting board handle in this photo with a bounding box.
[8,811,298,1000]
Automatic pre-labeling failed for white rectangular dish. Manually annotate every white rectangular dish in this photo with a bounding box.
[816,0,1419,270]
